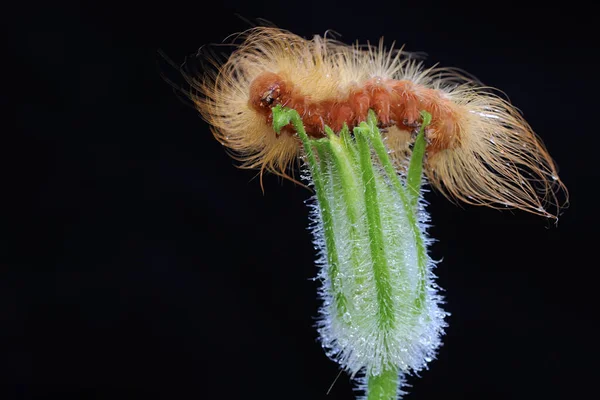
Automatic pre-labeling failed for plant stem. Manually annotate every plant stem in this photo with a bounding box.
[355,127,395,329]
[366,368,400,400]
[364,111,431,311]
[406,110,431,208]
[272,105,347,316]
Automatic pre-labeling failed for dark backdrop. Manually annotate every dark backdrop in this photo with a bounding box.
[4,2,597,399]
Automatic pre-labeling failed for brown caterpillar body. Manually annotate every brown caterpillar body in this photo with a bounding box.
[189,27,567,217]
[249,72,461,155]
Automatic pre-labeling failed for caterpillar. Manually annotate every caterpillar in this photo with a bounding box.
[187,26,567,217]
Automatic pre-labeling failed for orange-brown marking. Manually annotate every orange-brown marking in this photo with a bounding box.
[248,72,462,154]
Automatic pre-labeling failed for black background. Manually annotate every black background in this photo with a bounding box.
[4,2,598,399]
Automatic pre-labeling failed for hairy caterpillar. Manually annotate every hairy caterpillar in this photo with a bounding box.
[188,27,567,217]
[170,26,569,399]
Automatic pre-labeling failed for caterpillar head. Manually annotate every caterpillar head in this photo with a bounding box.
[249,72,289,113]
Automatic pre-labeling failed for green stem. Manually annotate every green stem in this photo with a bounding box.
[406,110,432,208]
[325,126,365,296]
[363,110,431,311]
[367,369,399,400]
[355,127,395,329]
[272,105,347,316]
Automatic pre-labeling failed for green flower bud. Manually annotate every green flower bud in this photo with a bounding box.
[273,105,446,399]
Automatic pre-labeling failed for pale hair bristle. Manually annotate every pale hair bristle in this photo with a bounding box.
[187,27,568,217]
